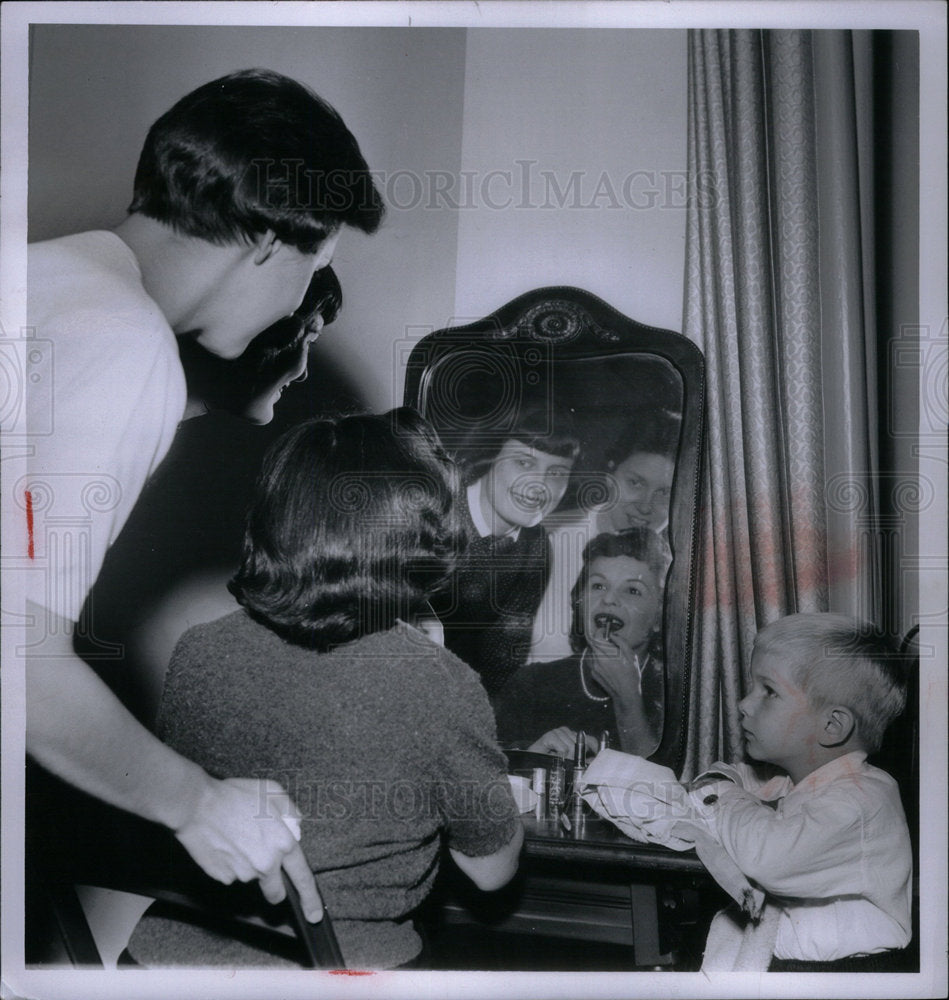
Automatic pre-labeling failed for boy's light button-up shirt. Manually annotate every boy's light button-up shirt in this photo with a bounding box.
[698,752,912,961]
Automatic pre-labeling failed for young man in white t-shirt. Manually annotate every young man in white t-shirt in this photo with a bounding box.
[21,69,384,924]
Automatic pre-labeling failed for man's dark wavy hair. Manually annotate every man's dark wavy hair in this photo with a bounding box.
[129,69,384,251]
[229,408,466,650]
[178,265,342,420]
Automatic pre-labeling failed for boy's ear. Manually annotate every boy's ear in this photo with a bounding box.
[819,705,856,748]
[253,229,282,265]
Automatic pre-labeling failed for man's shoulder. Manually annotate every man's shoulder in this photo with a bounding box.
[29,230,165,328]
[29,230,179,389]
[29,230,133,274]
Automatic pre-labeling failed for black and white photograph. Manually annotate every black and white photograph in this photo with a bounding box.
[1,2,945,998]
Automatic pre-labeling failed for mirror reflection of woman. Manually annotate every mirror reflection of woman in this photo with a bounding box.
[528,408,679,664]
[429,407,579,701]
[495,529,669,758]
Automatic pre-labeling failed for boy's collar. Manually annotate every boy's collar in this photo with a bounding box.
[788,750,868,792]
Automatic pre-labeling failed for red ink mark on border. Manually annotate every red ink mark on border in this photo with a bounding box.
[25,490,34,559]
[328,970,374,976]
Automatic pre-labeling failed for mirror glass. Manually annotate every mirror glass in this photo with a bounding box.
[404,287,704,773]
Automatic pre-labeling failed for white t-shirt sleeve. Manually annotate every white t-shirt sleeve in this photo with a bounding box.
[20,233,186,624]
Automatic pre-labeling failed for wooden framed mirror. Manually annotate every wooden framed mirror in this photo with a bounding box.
[404,287,704,774]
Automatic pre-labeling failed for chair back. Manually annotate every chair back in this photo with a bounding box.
[26,773,344,969]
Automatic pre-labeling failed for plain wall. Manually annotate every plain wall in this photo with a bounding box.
[28,25,688,409]
[455,29,687,330]
[28,24,469,410]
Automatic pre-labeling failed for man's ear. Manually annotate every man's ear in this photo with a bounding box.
[253,229,282,265]
[819,705,856,748]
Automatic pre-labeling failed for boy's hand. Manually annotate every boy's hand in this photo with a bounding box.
[174,775,324,922]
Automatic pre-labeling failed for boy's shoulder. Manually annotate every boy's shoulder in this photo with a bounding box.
[708,753,904,805]
[797,753,900,795]
[779,754,907,824]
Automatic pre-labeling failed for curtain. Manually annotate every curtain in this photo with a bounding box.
[681,30,881,777]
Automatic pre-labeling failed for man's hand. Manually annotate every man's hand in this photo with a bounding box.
[25,609,324,920]
[174,775,323,922]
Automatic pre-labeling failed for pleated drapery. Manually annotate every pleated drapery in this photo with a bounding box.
[681,30,882,777]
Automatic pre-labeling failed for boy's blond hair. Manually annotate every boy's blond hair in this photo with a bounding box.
[754,613,908,753]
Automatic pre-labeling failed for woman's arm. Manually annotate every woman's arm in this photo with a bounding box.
[586,640,659,755]
[450,822,524,891]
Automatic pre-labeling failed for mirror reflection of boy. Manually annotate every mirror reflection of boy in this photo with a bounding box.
[691,614,913,972]
[429,407,579,701]
[528,408,679,664]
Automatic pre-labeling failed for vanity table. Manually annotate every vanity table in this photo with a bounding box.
[434,809,725,969]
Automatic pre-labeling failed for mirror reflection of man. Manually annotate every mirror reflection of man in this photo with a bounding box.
[20,70,383,924]
[528,409,679,664]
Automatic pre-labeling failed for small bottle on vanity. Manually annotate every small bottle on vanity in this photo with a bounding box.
[570,731,588,826]
[547,752,565,819]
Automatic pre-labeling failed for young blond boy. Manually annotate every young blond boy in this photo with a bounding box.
[693,613,913,971]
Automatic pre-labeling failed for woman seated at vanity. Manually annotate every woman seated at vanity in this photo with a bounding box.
[495,528,669,759]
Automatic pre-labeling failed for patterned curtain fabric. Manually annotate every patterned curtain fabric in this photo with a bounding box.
[681,30,878,777]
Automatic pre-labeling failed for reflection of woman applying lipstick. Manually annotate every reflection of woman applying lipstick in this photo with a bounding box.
[528,408,679,664]
[495,529,668,758]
